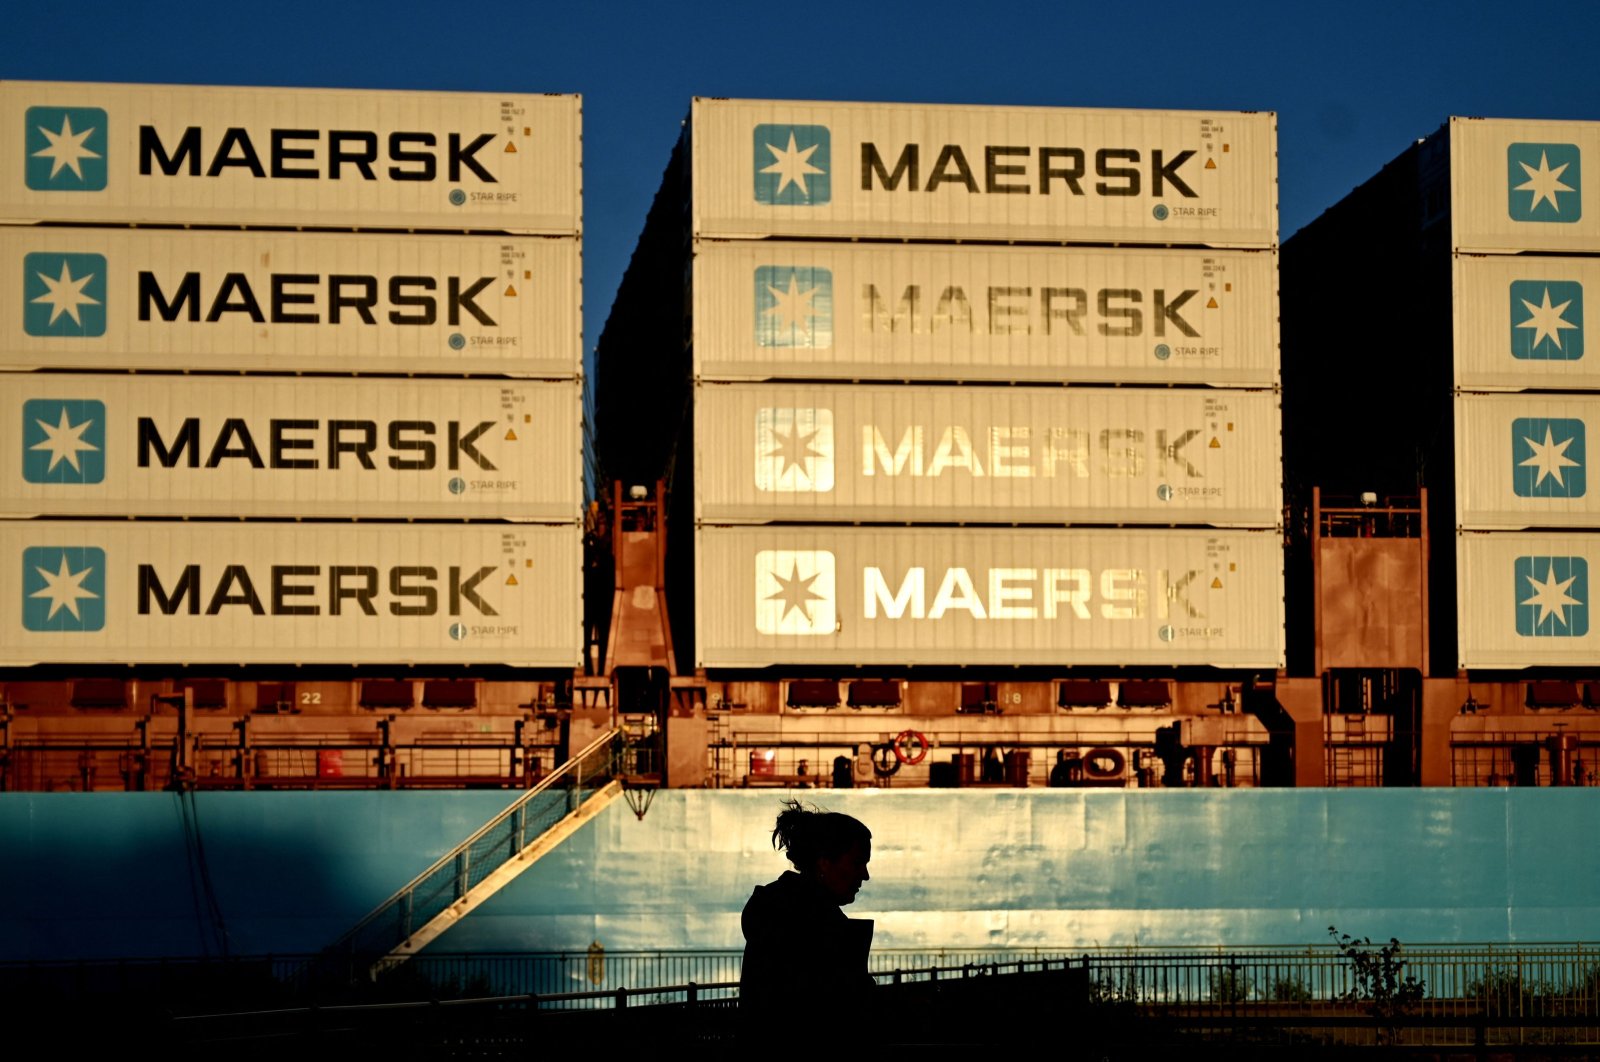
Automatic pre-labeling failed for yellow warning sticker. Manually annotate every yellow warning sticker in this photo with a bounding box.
[1206,296,1219,308]
[1205,158,1217,169]
[1211,577,1223,589]
[505,141,518,153]
[1209,437,1221,448]
[507,573,519,586]
[505,429,519,441]
[504,284,518,297]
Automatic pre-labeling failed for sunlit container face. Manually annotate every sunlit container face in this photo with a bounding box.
[1,81,580,233]
[691,98,1277,247]
[1450,116,1600,254]
[1457,531,1600,668]
[696,526,1283,667]
[1,375,580,519]
[1456,394,1600,529]
[694,384,1281,526]
[1453,254,1597,391]
[693,242,1279,386]
[1,522,579,666]
[0,228,580,375]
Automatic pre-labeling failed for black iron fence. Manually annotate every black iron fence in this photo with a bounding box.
[10,943,1600,1050]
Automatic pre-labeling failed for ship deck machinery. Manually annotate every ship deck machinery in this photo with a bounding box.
[2,486,1596,793]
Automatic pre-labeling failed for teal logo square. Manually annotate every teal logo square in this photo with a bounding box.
[23,399,105,484]
[1510,279,1583,360]
[1515,555,1588,637]
[22,546,106,632]
[1507,142,1581,223]
[25,107,108,191]
[755,266,832,348]
[1512,417,1585,497]
[753,124,830,205]
[23,252,107,337]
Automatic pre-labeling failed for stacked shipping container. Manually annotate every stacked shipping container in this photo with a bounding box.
[1452,120,1600,669]
[1283,117,1600,672]
[600,98,1284,670]
[0,81,583,667]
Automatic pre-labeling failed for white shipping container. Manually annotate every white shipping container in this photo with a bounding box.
[1,375,580,519]
[0,228,579,375]
[1,81,580,233]
[1,522,579,666]
[1457,531,1600,669]
[696,525,1283,667]
[692,98,1277,247]
[694,241,1279,385]
[1450,116,1600,254]
[1454,254,1597,390]
[696,384,1281,526]
[1456,394,1600,529]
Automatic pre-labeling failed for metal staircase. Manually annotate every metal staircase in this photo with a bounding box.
[323,728,626,979]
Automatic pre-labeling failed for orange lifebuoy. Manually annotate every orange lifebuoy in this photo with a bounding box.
[893,729,929,765]
[1082,746,1126,780]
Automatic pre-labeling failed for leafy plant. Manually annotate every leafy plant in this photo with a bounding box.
[1329,926,1426,1045]
[1467,966,1544,1017]
[1209,965,1252,1003]
[1271,975,1313,1003]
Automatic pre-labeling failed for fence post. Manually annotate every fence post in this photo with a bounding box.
[616,986,628,1010]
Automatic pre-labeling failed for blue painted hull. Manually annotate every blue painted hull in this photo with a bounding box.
[5,789,1596,961]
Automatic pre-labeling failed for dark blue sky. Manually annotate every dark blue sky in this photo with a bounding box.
[6,0,1599,353]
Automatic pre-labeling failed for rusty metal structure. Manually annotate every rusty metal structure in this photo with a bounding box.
[3,478,1593,794]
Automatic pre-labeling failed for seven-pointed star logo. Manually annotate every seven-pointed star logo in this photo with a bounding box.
[1512,418,1586,498]
[22,253,108,337]
[762,133,823,196]
[21,546,106,632]
[1515,555,1588,637]
[752,124,831,205]
[754,266,833,348]
[1507,143,1581,223]
[755,408,834,492]
[23,399,106,485]
[1510,280,1584,360]
[32,261,100,325]
[754,550,835,635]
[24,107,109,191]
[766,276,819,336]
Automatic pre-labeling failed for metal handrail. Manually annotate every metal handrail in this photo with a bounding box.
[322,727,624,964]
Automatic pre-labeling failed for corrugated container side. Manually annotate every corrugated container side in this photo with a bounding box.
[1453,254,1599,390]
[1456,394,1600,529]
[693,241,1279,385]
[1,228,580,375]
[696,526,1284,667]
[1,522,580,666]
[692,99,1277,247]
[694,383,1282,526]
[1450,117,1600,254]
[1,376,580,520]
[1457,531,1600,668]
[1,81,580,233]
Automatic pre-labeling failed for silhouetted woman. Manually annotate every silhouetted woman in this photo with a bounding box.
[739,800,874,1031]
